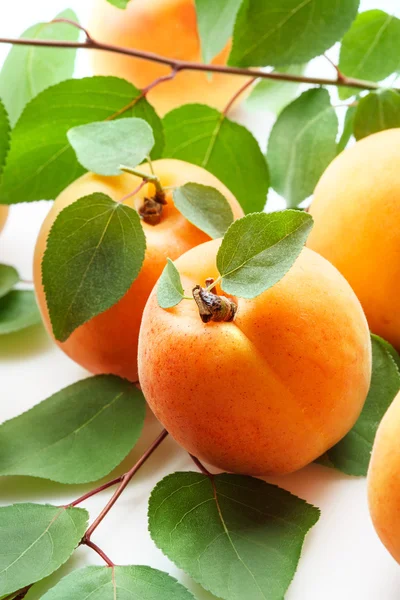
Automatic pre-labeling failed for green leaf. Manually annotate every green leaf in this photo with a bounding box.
[173,183,234,239]
[0,503,88,596]
[195,0,242,64]
[0,375,145,484]
[67,118,155,176]
[0,291,41,334]
[106,0,130,7]
[339,10,400,100]
[267,88,338,207]
[41,565,195,599]
[157,259,185,309]
[246,64,307,114]
[319,335,400,476]
[229,0,359,68]
[42,192,146,342]
[0,98,10,180]
[0,76,164,204]
[163,104,269,214]
[217,211,313,298]
[0,264,18,299]
[149,472,320,600]
[0,10,80,126]
[353,89,400,140]
[337,105,356,153]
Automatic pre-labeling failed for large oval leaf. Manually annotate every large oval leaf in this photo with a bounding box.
[339,10,400,100]
[149,472,320,600]
[353,89,400,140]
[0,76,164,204]
[229,0,359,67]
[217,210,313,298]
[195,0,242,64]
[0,504,88,596]
[267,88,338,207]
[0,375,145,484]
[42,192,146,342]
[163,104,269,214]
[41,565,195,599]
[0,10,79,126]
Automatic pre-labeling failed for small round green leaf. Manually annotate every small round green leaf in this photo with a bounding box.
[228,0,359,67]
[149,472,320,600]
[41,565,195,599]
[353,89,400,140]
[318,335,400,476]
[173,182,234,239]
[157,259,185,309]
[42,192,146,342]
[0,76,164,205]
[0,10,80,126]
[67,118,155,176]
[0,291,41,335]
[217,210,313,298]
[0,375,145,484]
[339,10,400,100]
[267,88,338,208]
[0,503,88,596]
[163,104,269,214]
[0,264,19,299]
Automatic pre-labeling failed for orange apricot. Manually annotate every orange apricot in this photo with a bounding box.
[89,0,250,115]
[368,390,400,563]
[0,205,8,233]
[138,239,372,475]
[33,159,242,382]
[308,129,400,350]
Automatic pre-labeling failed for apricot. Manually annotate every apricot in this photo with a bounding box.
[89,0,250,115]
[368,391,400,563]
[0,205,8,233]
[34,159,242,381]
[138,239,372,475]
[308,129,400,350]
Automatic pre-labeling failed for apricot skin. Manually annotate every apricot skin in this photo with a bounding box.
[0,206,8,233]
[138,240,372,475]
[308,129,400,351]
[368,391,400,563]
[89,0,250,115]
[33,159,242,382]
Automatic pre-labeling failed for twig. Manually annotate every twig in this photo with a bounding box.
[83,429,168,541]
[0,24,382,92]
[323,53,345,82]
[2,586,32,600]
[190,454,213,477]
[223,76,258,115]
[83,539,115,567]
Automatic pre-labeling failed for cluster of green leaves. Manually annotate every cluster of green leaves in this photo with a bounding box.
[0,374,320,599]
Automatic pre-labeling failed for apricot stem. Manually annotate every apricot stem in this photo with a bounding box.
[83,539,115,568]
[192,279,237,323]
[120,165,167,224]
[190,454,213,477]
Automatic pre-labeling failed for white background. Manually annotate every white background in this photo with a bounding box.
[0,1,399,599]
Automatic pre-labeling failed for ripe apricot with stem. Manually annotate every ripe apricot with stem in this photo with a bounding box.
[33,159,242,382]
[138,239,372,475]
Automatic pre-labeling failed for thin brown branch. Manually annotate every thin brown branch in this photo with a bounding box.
[190,454,212,477]
[83,539,115,567]
[323,53,345,82]
[2,586,32,600]
[223,76,258,115]
[51,18,93,44]
[0,32,382,92]
[83,429,168,541]
[68,474,124,508]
